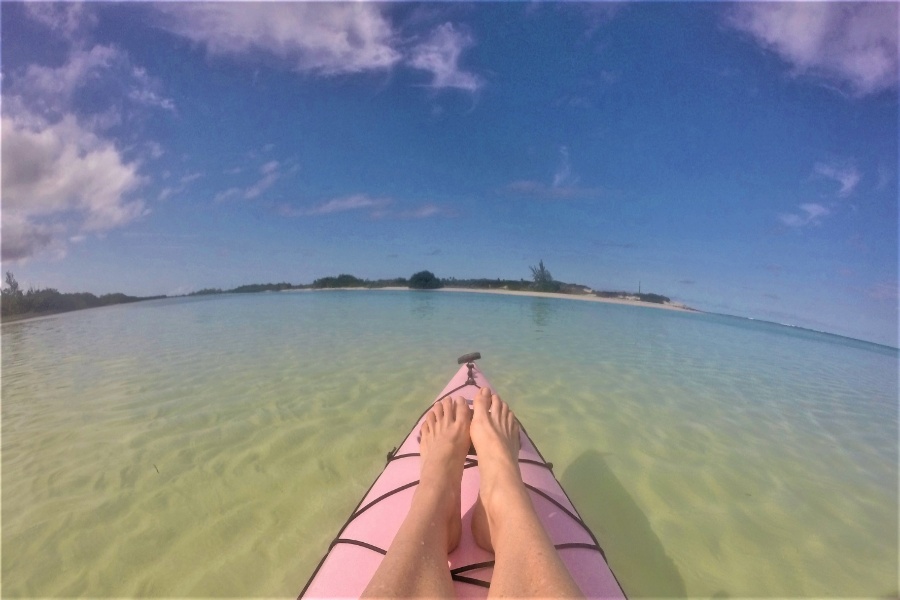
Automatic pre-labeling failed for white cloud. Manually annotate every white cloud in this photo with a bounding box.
[506,146,599,200]
[814,162,861,197]
[278,196,450,219]
[1,112,146,261]
[23,1,96,39]
[245,161,280,199]
[156,3,401,75]
[156,5,484,93]
[729,3,898,96]
[15,45,122,116]
[302,194,391,215]
[779,203,830,228]
[129,67,176,111]
[11,44,176,122]
[408,23,483,91]
[180,172,204,184]
[552,146,577,188]
[399,204,451,219]
[213,161,280,202]
[214,187,243,203]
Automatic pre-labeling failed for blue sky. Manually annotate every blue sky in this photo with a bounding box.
[2,2,897,346]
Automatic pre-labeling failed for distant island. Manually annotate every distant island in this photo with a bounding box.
[1,262,694,322]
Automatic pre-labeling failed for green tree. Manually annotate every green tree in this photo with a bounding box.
[529,260,559,292]
[408,270,442,289]
[2,271,22,315]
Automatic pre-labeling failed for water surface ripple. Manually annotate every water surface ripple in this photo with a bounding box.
[2,291,897,597]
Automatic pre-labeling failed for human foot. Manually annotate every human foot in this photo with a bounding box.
[417,396,472,553]
[469,387,527,552]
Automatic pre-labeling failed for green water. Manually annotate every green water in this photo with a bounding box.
[2,290,897,597]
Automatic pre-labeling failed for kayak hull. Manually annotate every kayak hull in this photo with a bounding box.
[301,361,625,598]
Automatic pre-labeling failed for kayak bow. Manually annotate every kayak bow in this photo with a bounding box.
[300,353,625,598]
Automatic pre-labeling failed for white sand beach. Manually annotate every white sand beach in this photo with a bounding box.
[435,287,697,312]
[297,286,697,313]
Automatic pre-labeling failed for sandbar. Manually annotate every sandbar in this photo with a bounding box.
[295,286,697,313]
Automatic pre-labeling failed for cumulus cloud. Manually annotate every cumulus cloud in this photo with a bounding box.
[408,23,483,91]
[2,4,175,262]
[728,3,898,96]
[1,113,146,261]
[155,5,484,92]
[779,203,830,228]
[814,162,861,197]
[156,3,401,75]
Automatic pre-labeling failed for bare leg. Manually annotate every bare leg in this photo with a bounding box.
[470,387,584,598]
[362,396,471,599]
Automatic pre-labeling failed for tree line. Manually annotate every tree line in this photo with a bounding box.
[1,272,165,319]
[2,262,674,320]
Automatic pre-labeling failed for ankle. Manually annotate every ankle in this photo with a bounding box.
[480,472,529,518]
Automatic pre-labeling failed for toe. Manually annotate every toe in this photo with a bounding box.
[454,396,472,424]
[474,387,491,416]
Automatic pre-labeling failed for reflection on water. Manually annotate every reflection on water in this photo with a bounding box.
[530,299,555,330]
[2,291,897,598]
[410,290,436,319]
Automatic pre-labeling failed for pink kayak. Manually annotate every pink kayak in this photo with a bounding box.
[300,353,626,598]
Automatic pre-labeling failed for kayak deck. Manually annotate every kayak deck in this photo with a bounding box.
[300,359,625,598]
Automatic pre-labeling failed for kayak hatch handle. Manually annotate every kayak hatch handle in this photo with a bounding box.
[457,352,481,364]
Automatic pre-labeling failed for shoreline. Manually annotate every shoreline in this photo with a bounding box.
[292,286,699,313]
[2,286,698,326]
[438,287,698,312]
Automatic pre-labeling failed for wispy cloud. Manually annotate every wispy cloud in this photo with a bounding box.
[408,23,483,92]
[728,3,898,96]
[23,1,97,40]
[505,146,600,200]
[180,172,204,184]
[158,171,205,202]
[552,146,576,188]
[277,196,451,219]
[154,5,483,94]
[155,3,401,76]
[779,203,830,228]
[307,194,389,215]
[398,203,453,219]
[245,161,280,199]
[813,162,861,197]
[276,194,391,217]
[215,162,280,202]
[11,44,175,123]
[778,161,865,229]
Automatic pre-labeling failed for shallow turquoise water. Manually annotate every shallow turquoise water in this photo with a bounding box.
[2,290,897,597]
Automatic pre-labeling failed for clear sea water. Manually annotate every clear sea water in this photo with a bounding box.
[2,290,897,598]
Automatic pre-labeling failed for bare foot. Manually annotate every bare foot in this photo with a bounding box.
[418,396,472,553]
[469,387,526,552]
